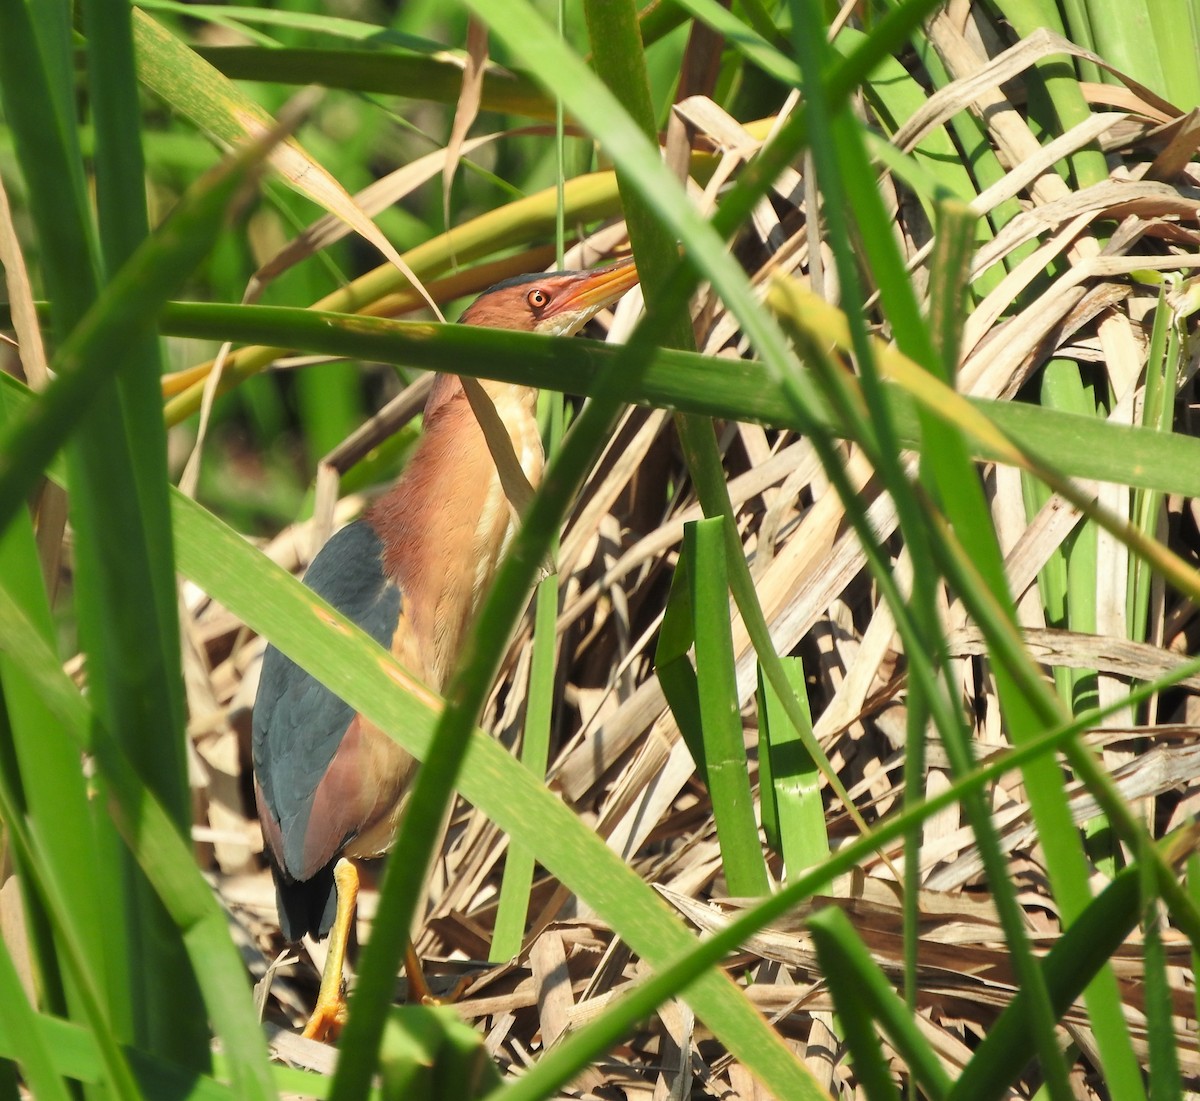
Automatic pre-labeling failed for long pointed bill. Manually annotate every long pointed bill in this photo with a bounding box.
[541,256,640,336]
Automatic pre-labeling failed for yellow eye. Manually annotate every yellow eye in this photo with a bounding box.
[527,288,550,309]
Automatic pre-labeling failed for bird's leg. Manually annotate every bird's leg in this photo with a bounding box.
[302,858,358,1042]
[404,937,436,1004]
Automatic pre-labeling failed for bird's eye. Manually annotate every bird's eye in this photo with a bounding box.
[527,288,550,309]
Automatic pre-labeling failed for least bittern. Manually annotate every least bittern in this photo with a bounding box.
[252,257,640,1040]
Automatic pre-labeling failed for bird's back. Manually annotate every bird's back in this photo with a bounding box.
[252,520,405,940]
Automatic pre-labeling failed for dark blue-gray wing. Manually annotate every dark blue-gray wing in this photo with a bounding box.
[252,519,401,936]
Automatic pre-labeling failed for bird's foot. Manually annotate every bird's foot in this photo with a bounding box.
[301,991,348,1043]
[435,973,475,1005]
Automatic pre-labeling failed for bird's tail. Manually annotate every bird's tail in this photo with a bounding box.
[271,859,337,943]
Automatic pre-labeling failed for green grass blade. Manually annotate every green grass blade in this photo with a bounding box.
[0,581,279,1101]
[0,556,100,1018]
[808,907,949,1101]
[0,130,278,1071]
[193,44,555,119]
[655,550,709,779]
[388,1005,503,1099]
[0,396,102,1029]
[156,300,1200,506]
[582,0,695,359]
[756,659,827,877]
[0,1001,239,1100]
[0,0,98,332]
[0,147,274,537]
[0,692,143,1101]
[686,518,769,897]
[489,569,558,961]
[987,0,1108,187]
[1128,288,1180,641]
[1041,358,1101,711]
[1143,0,1200,108]
[919,200,1111,1085]
[81,0,210,1065]
[1143,902,1183,1101]
[0,0,174,1067]
[483,684,1181,1101]
[0,909,72,1101]
[491,370,568,963]
[946,854,1161,1101]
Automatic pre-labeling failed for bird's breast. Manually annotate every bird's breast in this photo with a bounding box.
[369,382,543,689]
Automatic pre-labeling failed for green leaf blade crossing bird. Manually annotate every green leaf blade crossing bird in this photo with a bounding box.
[252,256,640,1040]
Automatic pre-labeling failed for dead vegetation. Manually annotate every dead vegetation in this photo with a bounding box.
[176,17,1200,1101]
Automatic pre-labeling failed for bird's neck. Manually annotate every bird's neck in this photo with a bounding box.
[366,377,543,687]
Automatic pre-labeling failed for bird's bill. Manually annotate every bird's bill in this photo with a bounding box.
[555,255,640,316]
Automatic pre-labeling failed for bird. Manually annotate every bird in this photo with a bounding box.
[252,256,640,1041]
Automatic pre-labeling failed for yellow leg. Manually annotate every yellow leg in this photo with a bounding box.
[301,859,441,1038]
[404,937,435,1004]
[302,859,358,1042]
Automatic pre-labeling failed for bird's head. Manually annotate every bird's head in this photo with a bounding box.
[458,256,639,336]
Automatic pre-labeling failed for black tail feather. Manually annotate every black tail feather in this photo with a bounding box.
[271,860,337,943]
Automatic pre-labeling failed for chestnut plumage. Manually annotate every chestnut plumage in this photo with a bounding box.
[251,257,639,1039]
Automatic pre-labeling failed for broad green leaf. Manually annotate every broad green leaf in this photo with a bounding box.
[160,301,1200,501]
